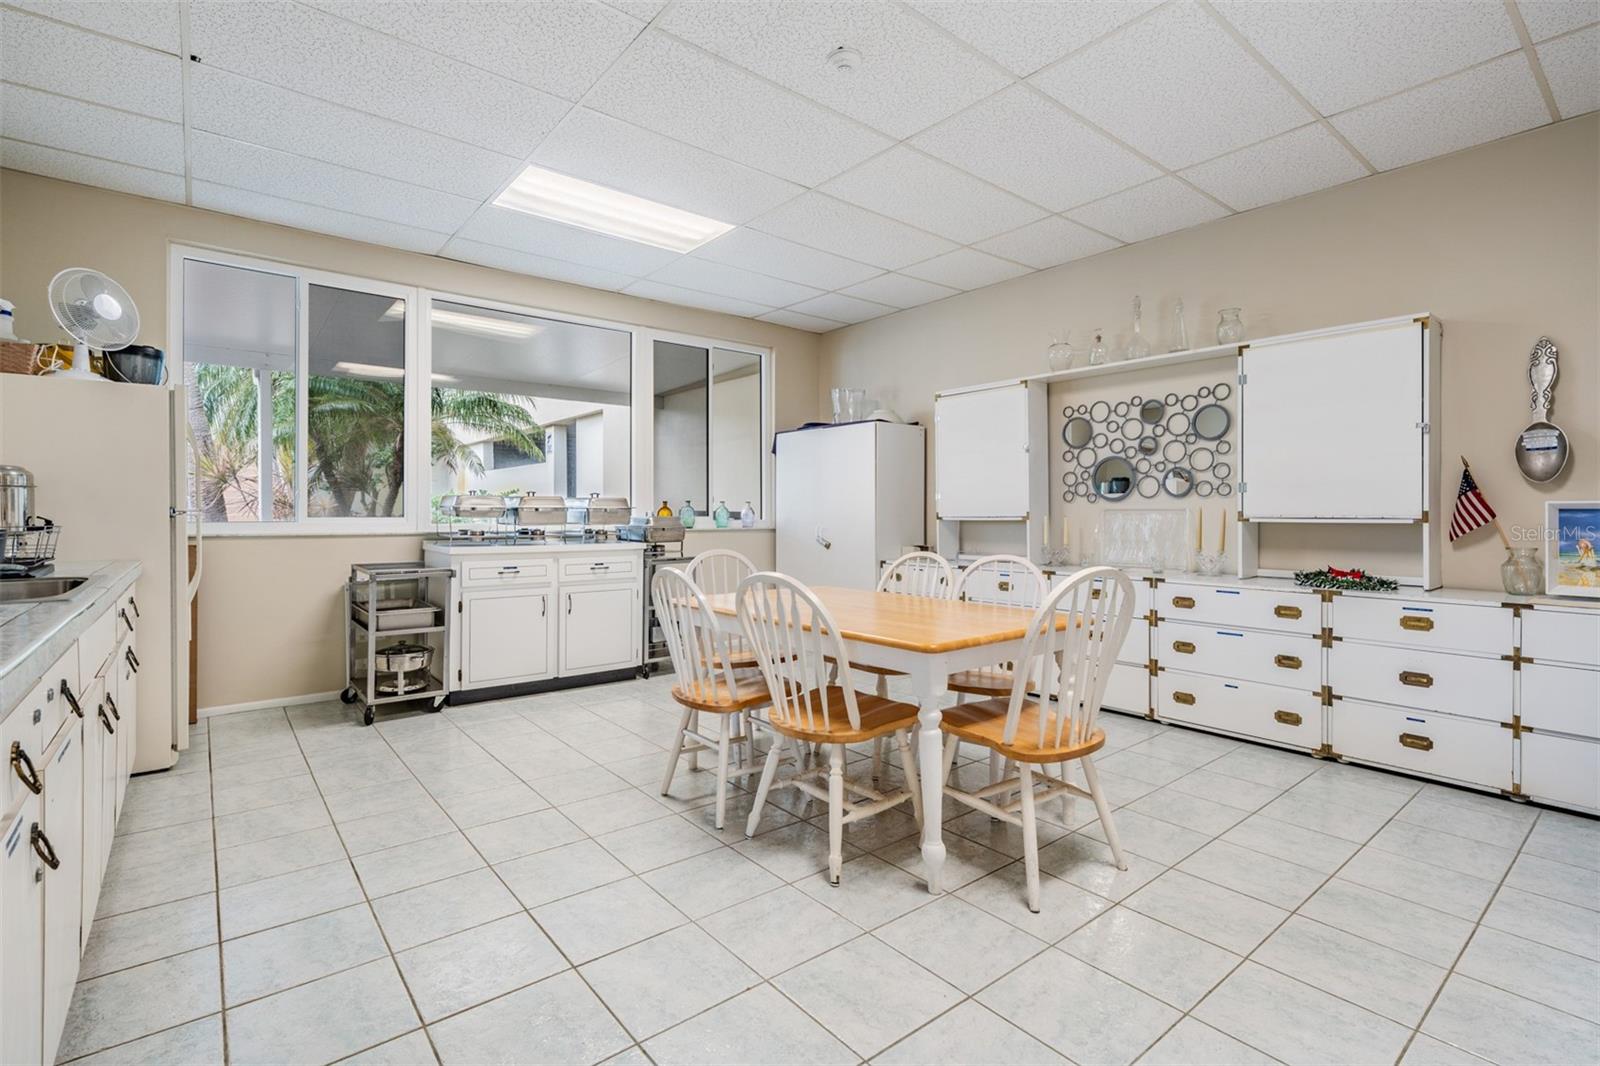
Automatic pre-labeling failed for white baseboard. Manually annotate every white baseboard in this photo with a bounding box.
[199,690,343,719]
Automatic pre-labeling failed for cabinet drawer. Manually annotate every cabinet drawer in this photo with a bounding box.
[1521,608,1600,667]
[560,554,639,583]
[1160,582,1321,636]
[1160,620,1320,688]
[37,651,75,744]
[1335,596,1509,655]
[1157,670,1321,750]
[1331,699,1508,788]
[1101,660,1149,715]
[1521,662,1599,739]
[1329,642,1509,723]
[461,558,554,587]
[1117,618,1149,666]
[1,694,43,813]
[79,607,117,681]
[1519,731,1600,813]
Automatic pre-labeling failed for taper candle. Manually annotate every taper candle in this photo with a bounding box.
[1219,508,1227,553]
[1196,508,1203,552]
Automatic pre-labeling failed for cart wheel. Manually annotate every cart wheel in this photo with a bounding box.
[362,707,375,726]
[340,687,359,704]
[430,697,445,712]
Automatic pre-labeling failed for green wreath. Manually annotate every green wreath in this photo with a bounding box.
[1293,566,1399,592]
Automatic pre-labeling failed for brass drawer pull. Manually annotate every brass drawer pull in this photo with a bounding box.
[1399,732,1434,752]
[30,825,59,870]
[10,742,41,796]
[1172,640,1196,654]
[1399,615,1434,632]
[1399,671,1433,688]
[1171,596,1195,609]
[1274,654,1302,670]
[1172,691,1196,705]
[1274,605,1302,620]
[997,580,1012,592]
[1273,710,1303,726]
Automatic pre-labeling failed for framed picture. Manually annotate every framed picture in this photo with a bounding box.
[1546,501,1600,598]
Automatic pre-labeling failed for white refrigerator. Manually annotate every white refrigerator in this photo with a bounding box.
[0,375,193,772]
[775,421,926,589]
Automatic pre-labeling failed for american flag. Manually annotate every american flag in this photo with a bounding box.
[1449,465,1497,541]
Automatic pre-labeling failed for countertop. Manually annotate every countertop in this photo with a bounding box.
[0,560,141,723]
[422,539,646,557]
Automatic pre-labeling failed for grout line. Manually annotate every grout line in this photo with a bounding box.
[1503,0,1564,122]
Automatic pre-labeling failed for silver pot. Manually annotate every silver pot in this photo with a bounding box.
[0,466,35,532]
[374,643,433,674]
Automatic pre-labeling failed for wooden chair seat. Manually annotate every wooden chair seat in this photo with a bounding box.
[762,687,919,744]
[939,698,1105,764]
[671,675,771,713]
[947,668,1013,696]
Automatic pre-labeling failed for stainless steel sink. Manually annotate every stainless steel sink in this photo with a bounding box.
[0,577,87,602]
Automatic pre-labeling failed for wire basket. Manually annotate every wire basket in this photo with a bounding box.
[1,523,60,572]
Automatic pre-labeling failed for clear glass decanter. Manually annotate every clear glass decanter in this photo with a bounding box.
[677,500,696,528]
[1216,307,1245,344]
[739,500,757,528]
[1168,299,1189,352]
[713,501,731,528]
[1088,329,1108,366]
[1046,332,1075,372]
[1126,296,1151,360]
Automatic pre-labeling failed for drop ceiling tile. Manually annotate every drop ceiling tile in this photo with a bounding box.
[1,8,181,120]
[1065,176,1229,243]
[1214,1,1519,114]
[974,216,1120,269]
[656,1,1010,138]
[901,248,1032,290]
[188,1,567,155]
[189,132,482,232]
[647,257,824,308]
[908,0,1161,77]
[5,0,181,52]
[192,182,452,255]
[758,309,847,332]
[531,108,802,225]
[456,205,683,276]
[1330,53,1549,171]
[1538,25,1600,117]
[912,84,1160,211]
[1518,0,1599,40]
[584,31,891,186]
[691,228,882,290]
[748,192,957,270]
[189,67,522,201]
[822,146,1048,244]
[623,280,773,318]
[304,0,642,101]
[439,238,637,292]
[1180,123,1368,211]
[0,83,182,174]
[0,140,184,203]
[1030,1,1311,169]
[839,273,959,310]
[605,0,667,19]
[785,293,896,325]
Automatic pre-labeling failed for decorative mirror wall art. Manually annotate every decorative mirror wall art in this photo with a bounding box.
[1061,383,1234,504]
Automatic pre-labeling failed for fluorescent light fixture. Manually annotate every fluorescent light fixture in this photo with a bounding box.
[386,300,543,339]
[332,361,405,379]
[493,165,734,253]
[430,373,459,384]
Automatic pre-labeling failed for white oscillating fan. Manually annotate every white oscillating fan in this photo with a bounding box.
[46,267,140,380]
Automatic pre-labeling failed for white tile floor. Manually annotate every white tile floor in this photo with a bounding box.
[59,673,1600,1065]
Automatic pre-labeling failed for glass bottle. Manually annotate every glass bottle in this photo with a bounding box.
[1168,299,1189,352]
[1216,307,1245,344]
[1046,332,1075,372]
[1088,329,1108,366]
[1126,296,1151,360]
[740,500,757,528]
[713,501,731,528]
[1501,547,1542,595]
[677,500,696,529]
[656,500,672,517]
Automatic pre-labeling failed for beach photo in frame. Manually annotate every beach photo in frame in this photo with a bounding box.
[1546,501,1600,598]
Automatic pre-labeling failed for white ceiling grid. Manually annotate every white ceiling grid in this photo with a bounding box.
[0,0,1595,335]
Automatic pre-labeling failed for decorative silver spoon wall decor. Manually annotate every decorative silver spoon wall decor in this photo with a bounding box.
[1515,336,1569,483]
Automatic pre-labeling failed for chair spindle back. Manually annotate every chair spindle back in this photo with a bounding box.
[684,549,756,597]
[736,573,863,736]
[651,567,739,703]
[877,551,955,598]
[955,554,1048,608]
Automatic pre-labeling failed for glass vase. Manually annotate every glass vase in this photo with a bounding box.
[1501,547,1542,595]
[1126,296,1151,359]
[678,500,696,529]
[1168,299,1189,352]
[1046,332,1075,372]
[713,501,730,528]
[1216,307,1244,344]
[1088,329,1108,366]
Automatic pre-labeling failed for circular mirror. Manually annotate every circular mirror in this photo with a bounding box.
[1193,403,1231,440]
[1163,467,1195,498]
[1061,471,1074,486]
[1213,382,1232,401]
[1120,417,1143,440]
[1198,385,1212,398]
[1152,424,1166,438]
[1217,482,1234,497]
[1135,456,1152,473]
[1092,432,1109,449]
[1155,460,1168,472]
[1139,399,1165,424]
[1184,432,1199,445]
[1165,411,1190,436]
[1137,435,1158,456]
[1180,393,1200,412]
[1129,395,1143,406]
[1165,392,1180,407]
[1136,475,1161,498]
[1086,491,1100,503]
[1075,447,1097,468]
[1213,460,1233,479]
[1190,447,1215,471]
[1162,439,1187,463]
[1112,400,1131,418]
[1217,439,1233,455]
[1089,400,1112,422]
[1195,480,1215,497]
[1092,456,1137,501]
[1063,416,1093,448]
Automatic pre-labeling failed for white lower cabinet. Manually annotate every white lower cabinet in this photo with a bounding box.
[560,584,640,676]
[1159,670,1322,751]
[461,587,555,688]
[1101,661,1149,716]
[1521,661,1599,740]
[78,678,105,953]
[1519,730,1600,812]
[1330,640,1510,722]
[40,718,83,1057]
[1160,619,1319,689]
[1331,699,1510,788]
[1,794,44,1066]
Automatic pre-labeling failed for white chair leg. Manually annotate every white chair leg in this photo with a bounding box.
[896,730,923,828]
[988,749,1002,819]
[714,727,731,831]
[1057,761,1073,822]
[871,737,884,785]
[688,711,701,770]
[875,672,889,699]
[1017,762,1041,913]
[745,736,785,838]
[940,734,961,786]
[1081,756,1127,871]
[827,744,845,885]
[660,705,693,796]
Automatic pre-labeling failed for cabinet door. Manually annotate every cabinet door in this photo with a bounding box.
[78,682,103,950]
[41,720,84,1060]
[561,585,640,675]
[461,587,555,689]
[1520,732,1600,813]
[934,385,1030,519]
[1241,321,1423,519]
[776,425,876,589]
[115,646,138,812]
[1,795,44,1066]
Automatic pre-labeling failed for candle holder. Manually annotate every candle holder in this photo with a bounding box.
[1193,550,1224,576]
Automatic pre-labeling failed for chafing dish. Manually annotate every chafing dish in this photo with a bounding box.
[514,493,566,526]
[451,493,506,519]
[570,493,632,527]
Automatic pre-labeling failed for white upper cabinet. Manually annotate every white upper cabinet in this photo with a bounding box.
[1240,319,1426,520]
[935,383,1035,519]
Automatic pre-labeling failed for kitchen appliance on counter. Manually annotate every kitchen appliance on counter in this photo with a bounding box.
[0,464,58,576]
[342,562,452,725]
[619,514,686,544]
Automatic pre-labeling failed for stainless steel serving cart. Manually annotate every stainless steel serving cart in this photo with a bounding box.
[342,562,453,725]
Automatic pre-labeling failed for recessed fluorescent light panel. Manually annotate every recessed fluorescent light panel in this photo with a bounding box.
[332,361,405,379]
[384,301,541,339]
[493,165,733,253]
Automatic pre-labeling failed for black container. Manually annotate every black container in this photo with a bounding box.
[104,344,166,385]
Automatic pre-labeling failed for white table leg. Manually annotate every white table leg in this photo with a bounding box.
[915,659,948,893]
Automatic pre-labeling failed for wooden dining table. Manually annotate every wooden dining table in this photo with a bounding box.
[700,585,1059,894]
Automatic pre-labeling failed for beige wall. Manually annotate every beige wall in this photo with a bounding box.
[0,170,822,708]
[819,116,1600,593]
